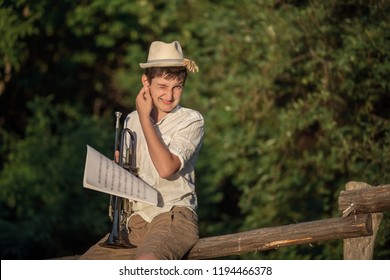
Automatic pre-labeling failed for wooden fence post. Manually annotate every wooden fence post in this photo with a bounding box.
[342,181,383,260]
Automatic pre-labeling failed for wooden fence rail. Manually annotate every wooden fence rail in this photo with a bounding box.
[78,181,390,260]
[339,182,390,215]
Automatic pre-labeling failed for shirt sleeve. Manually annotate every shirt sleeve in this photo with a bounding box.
[168,115,204,170]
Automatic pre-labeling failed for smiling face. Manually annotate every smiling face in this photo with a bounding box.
[142,74,184,120]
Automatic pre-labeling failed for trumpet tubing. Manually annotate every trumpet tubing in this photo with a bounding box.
[100,111,137,249]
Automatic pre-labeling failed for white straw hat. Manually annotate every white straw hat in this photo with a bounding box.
[139,41,198,72]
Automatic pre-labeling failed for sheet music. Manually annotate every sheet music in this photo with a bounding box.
[83,145,158,206]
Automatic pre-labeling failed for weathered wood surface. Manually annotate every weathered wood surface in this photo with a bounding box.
[342,182,384,260]
[338,182,390,214]
[79,214,372,260]
[188,214,371,259]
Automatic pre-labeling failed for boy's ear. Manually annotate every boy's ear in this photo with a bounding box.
[141,75,149,87]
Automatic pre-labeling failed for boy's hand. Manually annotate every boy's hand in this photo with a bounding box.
[136,85,153,120]
[114,150,119,163]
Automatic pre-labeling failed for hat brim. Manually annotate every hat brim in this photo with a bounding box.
[139,59,185,69]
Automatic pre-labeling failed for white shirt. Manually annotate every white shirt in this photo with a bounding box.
[124,105,204,222]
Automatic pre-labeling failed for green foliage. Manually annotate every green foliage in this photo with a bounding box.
[0,96,113,258]
[0,0,39,70]
[185,0,390,259]
[0,0,389,259]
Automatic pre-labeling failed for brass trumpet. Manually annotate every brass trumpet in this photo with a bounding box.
[100,111,138,249]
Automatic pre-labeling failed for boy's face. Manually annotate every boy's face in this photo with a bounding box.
[145,75,184,115]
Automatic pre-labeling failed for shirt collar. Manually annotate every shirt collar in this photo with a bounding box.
[156,105,181,125]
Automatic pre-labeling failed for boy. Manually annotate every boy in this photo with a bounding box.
[123,41,204,259]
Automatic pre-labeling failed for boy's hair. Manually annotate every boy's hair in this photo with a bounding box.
[144,66,188,85]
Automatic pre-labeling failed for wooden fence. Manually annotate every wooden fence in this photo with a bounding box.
[78,181,390,260]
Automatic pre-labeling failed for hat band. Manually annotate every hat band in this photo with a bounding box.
[140,58,198,72]
[146,58,184,64]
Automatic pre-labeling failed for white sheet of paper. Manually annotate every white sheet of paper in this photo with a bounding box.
[83,145,158,206]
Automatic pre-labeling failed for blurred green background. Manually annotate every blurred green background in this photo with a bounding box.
[1,0,389,259]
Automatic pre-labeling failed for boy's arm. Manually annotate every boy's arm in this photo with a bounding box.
[136,85,181,179]
[140,115,181,179]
